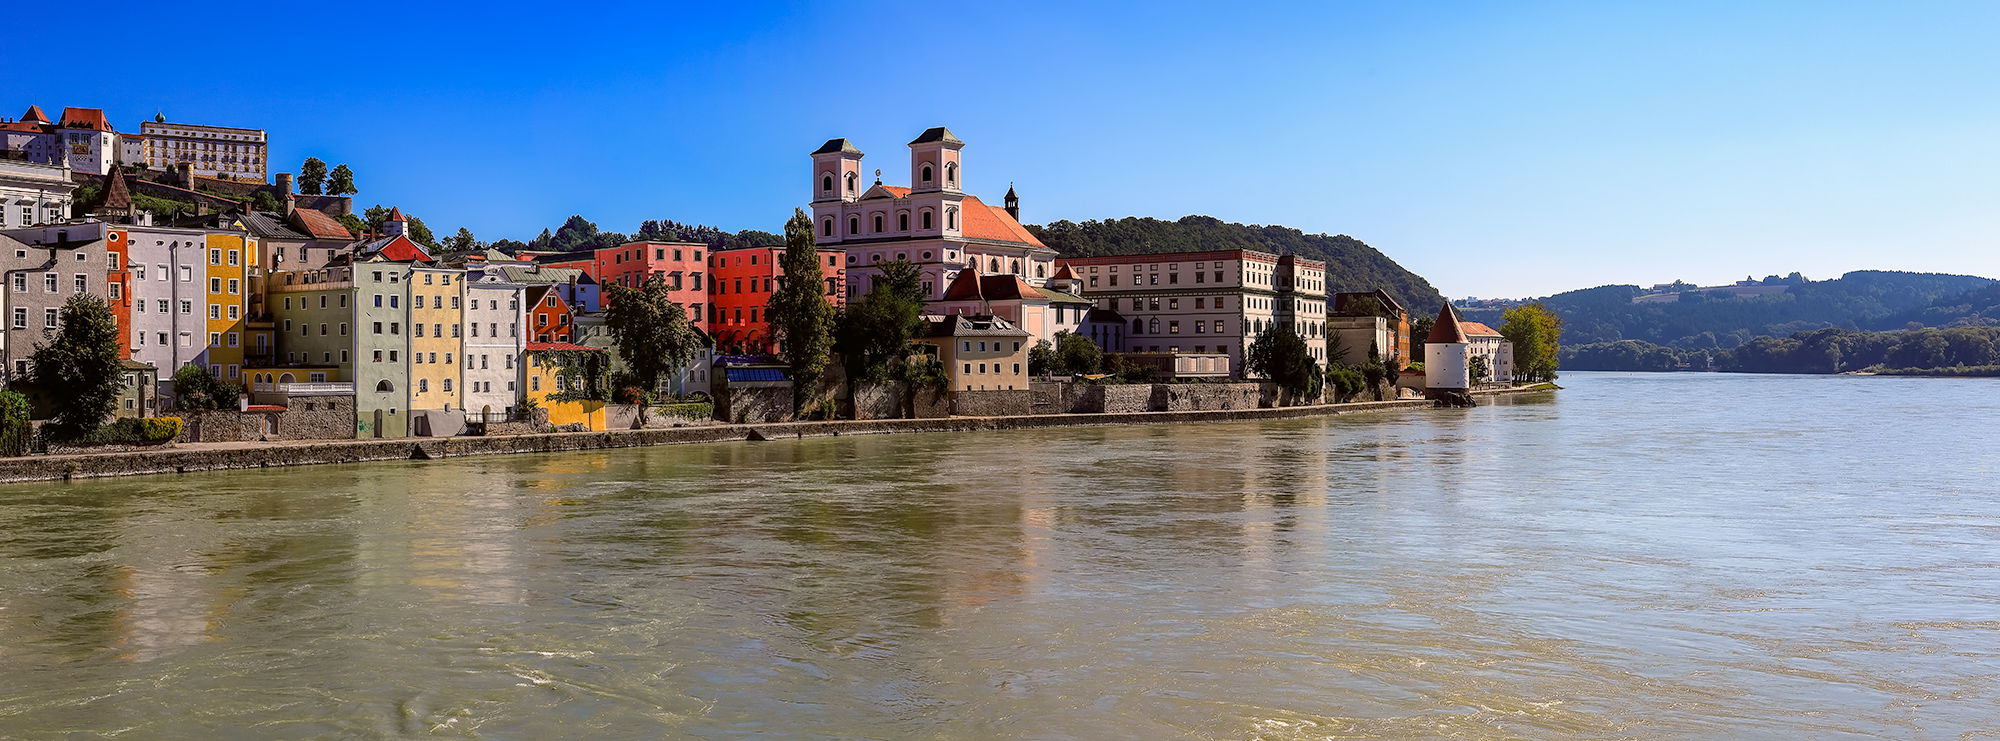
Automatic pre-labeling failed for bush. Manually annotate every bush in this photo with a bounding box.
[0,390,28,456]
[66,416,180,447]
[1327,367,1367,402]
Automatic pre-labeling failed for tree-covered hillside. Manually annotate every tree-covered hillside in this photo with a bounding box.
[1869,281,2000,330]
[1026,216,1445,316]
[1464,271,1993,348]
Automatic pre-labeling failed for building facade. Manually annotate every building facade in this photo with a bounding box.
[138,120,268,182]
[708,244,845,352]
[1057,249,1332,377]
[0,223,111,382]
[354,259,414,437]
[408,265,466,423]
[913,314,1031,392]
[464,277,526,421]
[0,160,76,228]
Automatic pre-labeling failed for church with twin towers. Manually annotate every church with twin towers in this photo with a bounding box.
[808,127,1058,303]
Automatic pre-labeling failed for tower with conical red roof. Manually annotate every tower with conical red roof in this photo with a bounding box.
[1423,303,1470,398]
[383,206,407,237]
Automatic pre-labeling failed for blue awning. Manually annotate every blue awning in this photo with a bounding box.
[727,368,788,382]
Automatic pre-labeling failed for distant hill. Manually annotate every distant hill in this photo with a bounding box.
[1026,215,1446,316]
[1462,270,1994,349]
[1869,281,2000,330]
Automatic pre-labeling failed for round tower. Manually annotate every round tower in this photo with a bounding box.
[1423,303,1470,400]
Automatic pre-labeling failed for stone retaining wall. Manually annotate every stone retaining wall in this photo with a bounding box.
[951,390,1034,417]
[0,387,1553,484]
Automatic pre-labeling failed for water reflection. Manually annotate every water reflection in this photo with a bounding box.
[0,374,1996,737]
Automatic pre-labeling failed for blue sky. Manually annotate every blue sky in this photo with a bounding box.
[9,1,2000,298]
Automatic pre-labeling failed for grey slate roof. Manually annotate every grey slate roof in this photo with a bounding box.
[239,211,311,240]
[908,127,962,145]
[501,265,596,285]
[812,138,864,156]
[925,314,1029,338]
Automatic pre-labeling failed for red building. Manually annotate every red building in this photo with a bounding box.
[708,245,845,353]
[587,241,709,319]
[524,284,575,343]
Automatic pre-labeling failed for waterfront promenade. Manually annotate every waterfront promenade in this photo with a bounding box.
[0,388,1549,484]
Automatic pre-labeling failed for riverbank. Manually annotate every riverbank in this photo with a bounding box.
[0,387,1552,484]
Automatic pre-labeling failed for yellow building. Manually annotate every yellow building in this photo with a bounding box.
[408,265,465,415]
[524,342,606,430]
[201,231,256,383]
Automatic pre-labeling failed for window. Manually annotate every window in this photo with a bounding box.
[209,332,221,347]
[9,274,21,292]
[180,265,191,282]
[10,308,23,329]
[227,332,239,347]
[963,363,971,374]
[1214,320,1224,333]
[899,213,909,231]
[210,304,221,320]
[873,214,883,232]
[179,300,191,315]
[210,249,221,265]
[849,217,859,235]
[1170,321,1180,334]
[228,250,239,266]
[228,305,240,320]
[372,322,382,334]
[419,379,429,393]
[921,211,933,229]
[109,282,121,300]
[921,165,933,183]
[531,376,540,391]
[822,175,833,192]
[443,379,453,392]
[43,273,56,292]
[946,209,958,230]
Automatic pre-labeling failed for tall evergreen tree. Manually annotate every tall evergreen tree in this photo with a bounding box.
[298,157,327,195]
[766,209,836,413]
[28,294,123,440]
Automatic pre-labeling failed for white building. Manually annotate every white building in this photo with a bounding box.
[464,276,526,421]
[1423,303,1469,396]
[1057,248,1330,377]
[809,128,1058,304]
[0,160,75,228]
[138,119,268,181]
[123,226,229,387]
[1460,319,1514,386]
[0,105,118,176]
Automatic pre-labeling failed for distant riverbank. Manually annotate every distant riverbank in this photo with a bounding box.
[0,387,1552,485]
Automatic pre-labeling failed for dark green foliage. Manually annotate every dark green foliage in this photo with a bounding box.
[442,227,481,253]
[406,216,436,248]
[833,260,928,384]
[1026,215,1445,316]
[1561,340,1710,371]
[1247,325,1322,400]
[336,213,366,237]
[1565,325,2000,374]
[1057,332,1103,375]
[327,164,356,196]
[249,190,282,213]
[1326,366,1366,402]
[767,209,837,412]
[1462,271,1995,349]
[0,390,29,456]
[1500,302,1564,382]
[1408,315,1435,363]
[603,275,702,394]
[28,295,123,440]
[1872,281,2000,329]
[68,416,180,447]
[132,193,195,219]
[637,220,783,251]
[298,157,327,195]
[1029,340,1058,376]
[172,364,242,410]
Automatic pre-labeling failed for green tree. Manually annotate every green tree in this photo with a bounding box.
[1409,315,1435,361]
[28,295,123,440]
[1028,339,1058,376]
[172,364,241,411]
[1469,355,1492,386]
[443,227,481,253]
[603,275,702,403]
[298,157,327,195]
[363,204,389,234]
[765,209,837,413]
[1326,366,1366,402]
[1246,325,1322,403]
[1499,302,1564,383]
[336,213,366,237]
[833,259,928,385]
[249,190,282,213]
[1056,331,1103,375]
[327,164,357,196]
[406,215,437,248]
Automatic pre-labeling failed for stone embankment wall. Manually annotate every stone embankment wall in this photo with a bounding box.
[0,387,1552,485]
[951,390,1034,417]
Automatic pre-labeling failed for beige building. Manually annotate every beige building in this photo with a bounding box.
[914,314,1031,391]
[1057,249,1330,376]
[408,264,467,433]
[138,120,268,182]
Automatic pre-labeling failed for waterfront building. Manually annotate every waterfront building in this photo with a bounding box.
[1057,248,1329,377]
[242,206,354,272]
[137,119,268,182]
[355,258,414,437]
[592,240,708,307]
[0,222,111,383]
[1460,320,1514,385]
[501,264,599,314]
[199,227,258,383]
[1332,290,1411,366]
[267,266,352,390]
[523,342,606,430]
[913,314,1031,391]
[122,224,230,385]
[0,159,76,228]
[708,244,844,353]
[808,128,1057,304]
[524,285,575,343]
[1423,303,1470,397]
[930,265,1090,349]
[574,313,715,400]
[1077,307,1129,353]
[408,264,466,434]
[464,275,527,422]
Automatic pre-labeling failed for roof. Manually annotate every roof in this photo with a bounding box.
[240,211,309,240]
[1034,285,1090,305]
[908,127,962,146]
[100,169,130,210]
[1050,264,1076,280]
[860,183,911,200]
[812,138,864,156]
[1426,304,1467,344]
[20,105,49,124]
[940,266,985,301]
[355,233,430,262]
[58,107,112,132]
[1085,307,1127,324]
[387,206,405,222]
[1333,290,1407,318]
[120,359,154,371]
[924,314,1029,338]
[290,208,353,240]
[503,265,594,285]
[958,194,1046,248]
[1460,321,1503,338]
[726,368,788,383]
[525,341,600,352]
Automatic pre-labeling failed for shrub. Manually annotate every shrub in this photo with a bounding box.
[65,416,181,447]
[1327,367,1367,402]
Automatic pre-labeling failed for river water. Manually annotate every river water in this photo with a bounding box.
[1,372,1996,738]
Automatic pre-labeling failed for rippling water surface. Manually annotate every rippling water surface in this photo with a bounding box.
[1,372,1997,738]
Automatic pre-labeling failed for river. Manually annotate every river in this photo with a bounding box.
[0,372,1995,738]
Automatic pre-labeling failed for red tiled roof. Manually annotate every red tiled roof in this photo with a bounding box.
[59,107,112,132]
[290,207,353,240]
[958,195,1046,248]
[1426,304,1467,343]
[101,169,131,209]
[19,105,49,124]
[525,341,599,352]
[939,265,1041,303]
[1459,321,1502,338]
[376,235,430,262]
[880,185,910,197]
[940,265,984,301]
[1050,264,1075,280]
[387,206,405,222]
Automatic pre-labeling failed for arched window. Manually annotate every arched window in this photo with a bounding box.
[946,208,957,230]
[990,259,1000,272]
[376,379,394,392]
[1010,260,1021,274]
[945,162,957,185]
[1036,264,1046,278]
[822,175,833,192]
[846,172,857,192]
[921,165,933,183]
[921,211,933,229]
[822,219,833,237]
[873,214,883,232]
[1132,319,1144,334]
[849,217,859,235]
[1149,318,1160,334]
[899,213,909,230]
[280,373,295,385]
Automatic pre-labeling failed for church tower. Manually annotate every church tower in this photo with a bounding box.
[810,138,865,204]
[908,127,963,194]
[1004,183,1019,220]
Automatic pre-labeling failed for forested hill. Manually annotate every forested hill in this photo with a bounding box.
[1869,280,2000,330]
[1025,216,1446,316]
[1461,270,1993,349]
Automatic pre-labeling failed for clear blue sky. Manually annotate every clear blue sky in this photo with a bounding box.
[9,1,2000,298]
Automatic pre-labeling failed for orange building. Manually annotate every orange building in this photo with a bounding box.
[707,245,844,353]
[104,227,133,357]
[524,284,574,343]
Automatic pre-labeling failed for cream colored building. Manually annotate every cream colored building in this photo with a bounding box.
[138,120,268,182]
[408,265,466,433]
[1057,249,1330,377]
